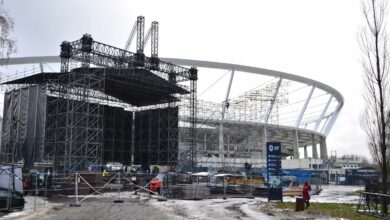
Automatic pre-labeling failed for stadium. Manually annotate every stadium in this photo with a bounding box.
[0,18,343,173]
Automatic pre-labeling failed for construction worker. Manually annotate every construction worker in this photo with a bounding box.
[102,168,108,177]
[131,165,138,173]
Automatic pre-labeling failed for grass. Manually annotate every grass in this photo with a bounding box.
[275,202,378,220]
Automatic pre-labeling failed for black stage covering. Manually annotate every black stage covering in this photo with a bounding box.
[2,67,189,106]
[103,105,132,165]
[1,85,47,168]
[134,107,179,166]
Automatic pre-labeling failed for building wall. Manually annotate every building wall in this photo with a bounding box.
[282,158,324,169]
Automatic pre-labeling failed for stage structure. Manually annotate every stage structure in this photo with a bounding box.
[0,18,344,171]
[1,19,198,172]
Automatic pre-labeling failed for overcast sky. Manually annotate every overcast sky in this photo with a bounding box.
[2,0,369,158]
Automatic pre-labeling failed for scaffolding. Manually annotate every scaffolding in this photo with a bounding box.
[178,79,290,169]
[0,34,197,172]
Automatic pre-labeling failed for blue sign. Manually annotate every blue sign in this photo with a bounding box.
[267,141,283,201]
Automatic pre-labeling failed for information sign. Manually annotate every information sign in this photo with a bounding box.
[266,141,283,201]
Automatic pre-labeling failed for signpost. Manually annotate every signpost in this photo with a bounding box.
[266,141,283,202]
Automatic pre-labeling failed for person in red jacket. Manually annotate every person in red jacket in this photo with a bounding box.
[302,181,312,208]
[23,179,29,195]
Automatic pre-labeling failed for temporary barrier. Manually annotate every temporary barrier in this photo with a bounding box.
[76,173,117,204]
[164,184,210,200]
[357,192,390,218]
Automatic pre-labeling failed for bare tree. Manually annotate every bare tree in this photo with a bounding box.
[360,0,390,215]
[0,0,16,59]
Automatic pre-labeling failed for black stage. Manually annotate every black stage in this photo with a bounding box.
[1,67,185,170]
[3,67,189,106]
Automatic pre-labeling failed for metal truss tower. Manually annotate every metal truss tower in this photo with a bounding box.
[46,36,105,172]
[44,33,197,172]
[189,67,198,170]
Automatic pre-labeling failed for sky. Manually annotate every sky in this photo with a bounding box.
[1,0,370,158]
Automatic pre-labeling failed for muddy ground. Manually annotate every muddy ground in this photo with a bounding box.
[7,197,335,220]
[0,185,362,220]
[5,195,180,220]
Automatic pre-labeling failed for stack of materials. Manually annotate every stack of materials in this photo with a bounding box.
[165,184,210,200]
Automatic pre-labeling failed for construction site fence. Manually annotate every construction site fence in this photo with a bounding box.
[357,192,390,218]
[0,167,329,218]
[1,171,271,214]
